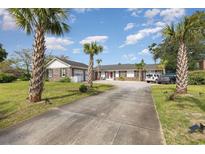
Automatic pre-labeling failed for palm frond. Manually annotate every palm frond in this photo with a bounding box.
[8,8,70,36]
[83,42,104,55]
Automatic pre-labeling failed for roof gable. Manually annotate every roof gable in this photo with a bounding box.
[46,59,70,69]
[46,57,88,69]
[59,58,88,68]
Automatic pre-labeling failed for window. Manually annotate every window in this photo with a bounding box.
[48,69,53,78]
[60,68,66,77]
[134,70,139,78]
[119,71,127,77]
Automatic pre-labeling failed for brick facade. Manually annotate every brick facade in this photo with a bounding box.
[47,68,71,81]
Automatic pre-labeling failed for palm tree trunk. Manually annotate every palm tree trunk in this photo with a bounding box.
[97,66,100,80]
[139,69,141,81]
[176,41,188,94]
[29,26,46,102]
[88,54,93,87]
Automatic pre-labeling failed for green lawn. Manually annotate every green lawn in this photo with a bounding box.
[0,81,113,129]
[152,84,205,144]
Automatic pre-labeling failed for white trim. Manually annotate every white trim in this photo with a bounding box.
[60,68,67,77]
[45,57,70,68]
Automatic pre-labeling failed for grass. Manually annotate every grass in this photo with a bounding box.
[152,84,205,144]
[0,81,113,129]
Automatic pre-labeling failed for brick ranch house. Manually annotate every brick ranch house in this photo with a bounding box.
[94,63,165,81]
[46,57,205,82]
[46,57,166,82]
[45,57,88,82]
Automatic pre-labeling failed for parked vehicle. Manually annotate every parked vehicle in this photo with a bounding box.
[145,73,160,83]
[157,74,176,84]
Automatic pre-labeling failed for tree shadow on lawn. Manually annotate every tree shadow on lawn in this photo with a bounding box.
[176,96,205,112]
[0,101,16,120]
[43,92,80,101]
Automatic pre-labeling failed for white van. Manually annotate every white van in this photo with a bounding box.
[145,73,160,83]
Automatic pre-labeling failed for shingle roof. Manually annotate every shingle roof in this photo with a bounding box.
[97,64,162,71]
[58,58,88,68]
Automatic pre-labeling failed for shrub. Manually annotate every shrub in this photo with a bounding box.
[0,73,17,83]
[118,76,125,81]
[19,73,31,81]
[79,84,88,93]
[59,77,71,82]
[188,71,205,85]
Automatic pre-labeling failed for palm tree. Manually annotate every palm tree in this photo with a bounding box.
[163,11,205,94]
[8,9,70,102]
[157,60,167,74]
[135,59,145,81]
[96,59,102,80]
[83,42,103,87]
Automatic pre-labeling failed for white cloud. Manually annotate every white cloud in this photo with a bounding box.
[69,14,76,23]
[160,8,185,23]
[120,26,163,47]
[144,9,160,19]
[73,8,98,13]
[0,9,16,30]
[0,8,6,15]
[45,37,74,51]
[127,9,142,17]
[72,48,81,54]
[80,35,108,45]
[123,54,137,61]
[138,48,150,55]
[124,23,135,31]
[155,21,166,27]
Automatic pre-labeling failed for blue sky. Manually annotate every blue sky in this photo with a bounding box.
[0,8,204,65]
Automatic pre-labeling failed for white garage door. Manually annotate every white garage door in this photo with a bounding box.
[72,69,84,82]
[74,69,84,76]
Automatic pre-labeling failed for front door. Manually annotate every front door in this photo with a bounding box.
[110,72,113,78]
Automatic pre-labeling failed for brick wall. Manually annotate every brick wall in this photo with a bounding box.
[48,68,71,81]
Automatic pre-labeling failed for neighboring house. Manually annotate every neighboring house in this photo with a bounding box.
[46,57,88,82]
[94,63,165,81]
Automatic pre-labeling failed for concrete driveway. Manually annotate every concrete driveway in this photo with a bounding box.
[0,80,163,145]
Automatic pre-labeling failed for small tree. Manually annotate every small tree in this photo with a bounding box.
[135,59,145,81]
[157,60,167,74]
[83,42,103,87]
[12,49,32,80]
[0,43,7,62]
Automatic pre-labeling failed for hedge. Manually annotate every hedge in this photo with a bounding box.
[188,70,205,85]
[0,73,17,83]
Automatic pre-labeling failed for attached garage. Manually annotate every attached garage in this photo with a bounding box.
[71,69,85,82]
[46,57,88,82]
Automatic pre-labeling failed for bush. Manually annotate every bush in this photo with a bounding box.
[0,73,17,83]
[79,84,88,93]
[188,71,205,85]
[19,73,31,81]
[59,77,71,82]
[118,76,125,81]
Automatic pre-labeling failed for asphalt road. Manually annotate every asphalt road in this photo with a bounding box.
[0,80,163,145]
